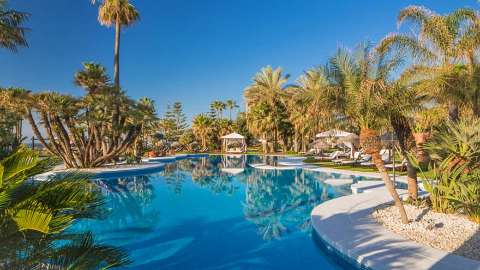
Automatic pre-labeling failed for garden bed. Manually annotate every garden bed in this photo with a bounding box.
[372,204,480,261]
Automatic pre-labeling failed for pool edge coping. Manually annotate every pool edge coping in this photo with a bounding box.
[310,188,480,270]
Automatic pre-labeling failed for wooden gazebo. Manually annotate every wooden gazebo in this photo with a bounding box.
[221,132,247,153]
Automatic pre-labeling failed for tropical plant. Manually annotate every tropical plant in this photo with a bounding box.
[225,99,239,121]
[192,114,213,150]
[325,42,409,223]
[74,62,111,95]
[178,129,198,152]
[381,6,479,121]
[0,104,23,158]
[288,67,333,152]
[133,97,158,158]
[92,0,140,90]
[0,148,130,268]
[244,66,292,152]
[210,100,226,119]
[1,64,156,168]
[413,119,480,222]
[0,0,29,52]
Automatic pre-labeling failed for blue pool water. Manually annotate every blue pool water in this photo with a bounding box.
[73,155,376,269]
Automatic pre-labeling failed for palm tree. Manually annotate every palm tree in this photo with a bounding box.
[288,67,333,152]
[92,0,139,91]
[134,97,158,157]
[0,148,130,268]
[377,81,424,200]
[244,66,291,152]
[380,6,478,121]
[210,100,226,119]
[2,80,147,168]
[0,0,29,52]
[225,99,239,121]
[74,62,111,95]
[192,114,212,150]
[327,43,409,223]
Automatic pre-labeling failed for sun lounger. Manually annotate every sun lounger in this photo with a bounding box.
[360,149,391,167]
[385,159,407,171]
[333,151,362,164]
[341,154,371,165]
[315,150,344,161]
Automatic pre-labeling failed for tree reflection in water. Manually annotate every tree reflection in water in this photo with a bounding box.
[86,155,352,243]
[162,156,240,195]
[89,175,159,233]
[242,167,334,240]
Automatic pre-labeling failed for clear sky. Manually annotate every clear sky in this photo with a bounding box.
[2,0,478,138]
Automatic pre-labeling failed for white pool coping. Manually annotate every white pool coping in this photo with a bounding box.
[311,187,480,270]
[33,163,165,181]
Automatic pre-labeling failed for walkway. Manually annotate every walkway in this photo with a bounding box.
[311,188,480,270]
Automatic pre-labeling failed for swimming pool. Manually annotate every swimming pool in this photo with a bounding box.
[72,155,379,269]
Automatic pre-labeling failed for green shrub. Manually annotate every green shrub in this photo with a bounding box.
[413,119,480,222]
[0,148,131,268]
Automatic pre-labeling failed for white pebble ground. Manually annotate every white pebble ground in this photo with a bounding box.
[372,204,480,261]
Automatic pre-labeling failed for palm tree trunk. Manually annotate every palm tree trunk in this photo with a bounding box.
[448,102,459,122]
[413,132,430,170]
[273,128,278,153]
[114,18,121,90]
[360,128,409,224]
[262,134,268,154]
[293,131,299,152]
[371,151,409,224]
[391,116,418,200]
[406,161,418,200]
[15,119,22,141]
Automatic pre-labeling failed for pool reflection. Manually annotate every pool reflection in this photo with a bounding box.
[83,156,352,242]
[71,155,359,269]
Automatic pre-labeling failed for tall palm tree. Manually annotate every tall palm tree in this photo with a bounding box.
[192,114,212,150]
[380,6,478,121]
[210,100,226,119]
[0,0,29,52]
[244,66,291,152]
[288,67,333,152]
[92,0,139,91]
[327,43,409,223]
[225,99,239,121]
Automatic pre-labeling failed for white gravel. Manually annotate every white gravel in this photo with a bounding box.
[372,204,480,261]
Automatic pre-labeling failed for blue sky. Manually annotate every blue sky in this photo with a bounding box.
[2,0,478,133]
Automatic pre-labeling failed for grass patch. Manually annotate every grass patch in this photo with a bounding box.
[303,157,409,175]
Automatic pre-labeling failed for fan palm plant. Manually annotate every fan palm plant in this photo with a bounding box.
[0,0,29,52]
[92,0,139,91]
[0,148,130,269]
[75,62,111,95]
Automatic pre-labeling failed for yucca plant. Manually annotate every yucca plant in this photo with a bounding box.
[412,118,480,222]
[0,148,131,269]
